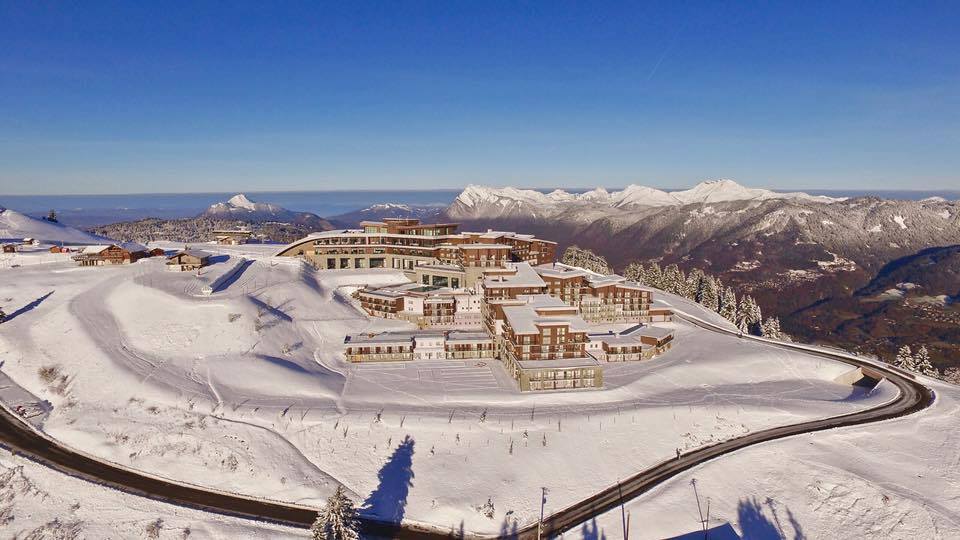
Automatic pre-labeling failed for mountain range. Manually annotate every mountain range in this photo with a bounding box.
[437,180,960,367]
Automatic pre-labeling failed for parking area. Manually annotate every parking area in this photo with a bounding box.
[349,358,515,398]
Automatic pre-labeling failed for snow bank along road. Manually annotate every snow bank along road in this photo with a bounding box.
[0,312,934,539]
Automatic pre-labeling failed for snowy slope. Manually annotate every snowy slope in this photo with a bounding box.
[0,206,117,245]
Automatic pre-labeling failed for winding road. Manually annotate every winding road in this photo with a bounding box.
[0,309,934,539]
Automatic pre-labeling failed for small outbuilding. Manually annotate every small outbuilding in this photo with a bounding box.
[2,244,17,253]
[148,247,167,257]
[166,249,212,272]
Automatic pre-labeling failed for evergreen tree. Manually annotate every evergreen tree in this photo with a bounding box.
[761,317,781,339]
[894,345,915,372]
[312,486,359,540]
[700,276,720,312]
[719,287,738,323]
[663,264,685,295]
[623,262,645,284]
[737,295,762,335]
[685,268,705,301]
[914,346,938,377]
[646,262,663,289]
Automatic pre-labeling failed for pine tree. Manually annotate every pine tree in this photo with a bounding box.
[737,295,762,335]
[894,345,915,372]
[719,287,738,323]
[761,317,781,339]
[914,346,938,377]
[646,262,663,289]
[663,264,685,295]
[700,276,720,313]
[623,262,645,284]
[685,268,704,301]
[312,486,359,540]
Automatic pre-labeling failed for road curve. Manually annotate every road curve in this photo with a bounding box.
[0,311,933,539]
[520,311,934,539]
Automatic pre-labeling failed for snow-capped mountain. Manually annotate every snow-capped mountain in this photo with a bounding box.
[447,180,840,220]
[328,203,443,228]
[202,194,292,220]
[0,205,118,245]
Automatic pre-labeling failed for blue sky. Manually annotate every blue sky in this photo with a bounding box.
[1,1,958,195]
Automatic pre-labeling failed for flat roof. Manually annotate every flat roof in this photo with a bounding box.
[621,325,675,340]
[501,294,590,334]
[446,331,493,342]
[483,262,547,289]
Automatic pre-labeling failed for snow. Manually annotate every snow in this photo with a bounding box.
[0,207,117,245]
[892,214,908,230]
[589,378,960,540]
[0,246,950,537]
[227,194,259,210]
[0,448,304,539]
[867,224,883,233]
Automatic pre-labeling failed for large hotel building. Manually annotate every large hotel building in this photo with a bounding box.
[277,219,674,392]
[276,218,556,289]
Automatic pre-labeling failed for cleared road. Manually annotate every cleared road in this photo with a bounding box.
[0,310,933,539]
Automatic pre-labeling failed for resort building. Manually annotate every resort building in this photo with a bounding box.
[275,219,556,288]
[355,282,483,328]
[490,294,603,391]
[534,263,653,323]
[587,324,675,362]
[343,330,495,363]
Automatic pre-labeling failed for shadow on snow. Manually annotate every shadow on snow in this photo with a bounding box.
[362,435,415,525]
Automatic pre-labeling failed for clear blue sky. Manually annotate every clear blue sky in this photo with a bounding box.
[1,1,957,195]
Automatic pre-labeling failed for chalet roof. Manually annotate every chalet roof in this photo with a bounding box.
[81,245,113,255]
[168,249,213,260]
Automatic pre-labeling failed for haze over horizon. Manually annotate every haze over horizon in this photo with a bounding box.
[2,2,958,195]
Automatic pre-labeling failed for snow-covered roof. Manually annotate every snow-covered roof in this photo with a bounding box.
[501,294,589,335]
[169,249,213,259]
[483,262,547,289]
[622,325,674,341]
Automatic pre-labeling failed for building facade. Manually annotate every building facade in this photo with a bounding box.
[275,219,556,283]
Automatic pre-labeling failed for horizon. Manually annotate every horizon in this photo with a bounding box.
[3,181,960,199]
[2,3,959,194]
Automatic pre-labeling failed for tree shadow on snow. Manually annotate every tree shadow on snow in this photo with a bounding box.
[581,517,607,540]
[668,522,741,540]
[3,291,54,322]
[362,435,415,524]
[737,496,805,540]
[499,515,519,539]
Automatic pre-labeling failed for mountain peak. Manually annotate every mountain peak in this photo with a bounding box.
[226,193,257,209]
